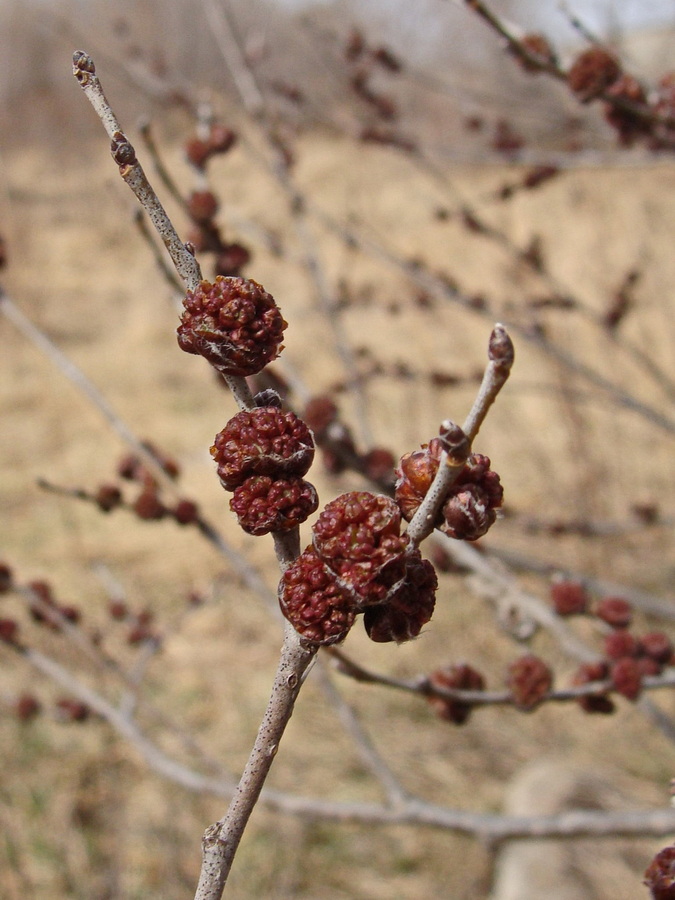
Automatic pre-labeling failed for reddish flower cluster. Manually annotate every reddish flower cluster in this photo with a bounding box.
[185,123,237,171]
[211,408,314,489]
[178,276,287,377]
[550,579,588,616]
[395,439,503,540]
[506,654,553,711]
[567,47,621,102]
[564,594,674,711]
[279,491,437,645]
[426,663,486,725]
[211,406,318,536]
[645,844,675,899]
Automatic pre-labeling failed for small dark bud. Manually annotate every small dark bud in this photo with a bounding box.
[95,484,123,512]
[610,656,643,701]
[438,421,470,464]
[596,596,633,629]
[506,654,553,710]
[0,562,13,593]
[0,618,19,643]
[572,662,615,714]
[132,489,166,521]
[567,48,621,102]
[111,133,136,167]
[488,324,514,369]
[640,632,674,665]
[517,33,557,72]
[187,190,219,224]
[427,663,486,725]
[15,693,41,721]
[56,698,90,722]
[644,844,675,899]
[108,600,128,620]
[303,396,339,434]
[604,630,639,660]
[550,579,588,616]
[172,499,200,525]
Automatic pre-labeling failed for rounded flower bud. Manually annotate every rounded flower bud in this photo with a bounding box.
[567,48,621,102]
[187,190,219,224]
[230,475,318,536]
[571,662,615,714]
[604,630,639,660]
[640,632,674,666]
[604,75,649,146]
[214,243,251,278]
[279,546,356,645]
[396,444,503,540]
[427,663,486,725]
[644,844,675,899]
[517,33,557,72]
[506,654,553,711]
[595,596,633,629]
[610,656,642,701]
[177,276,287,376]
[211,408,314,490]
[313,491,403,564]
[312,491,408,605]
[550,579,588,616]
[395,438,444,521]
[362,551,437,643]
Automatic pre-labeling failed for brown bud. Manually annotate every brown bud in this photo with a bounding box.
[644,844,675,899]
[567,48,621,102]
[550,579,588,616]
[610,656,642,701]
[0,618,19,643]
[0,562,13,593]
[427,663,486,725]
[15,693,41,721]
[506,654,553,711]
[596,596,633,629]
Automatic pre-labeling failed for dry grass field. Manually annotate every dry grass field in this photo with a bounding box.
[1,4,675,899]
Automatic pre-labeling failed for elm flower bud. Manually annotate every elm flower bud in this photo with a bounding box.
[177,276,287,376]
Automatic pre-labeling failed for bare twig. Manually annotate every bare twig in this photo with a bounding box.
[194,623,317,900]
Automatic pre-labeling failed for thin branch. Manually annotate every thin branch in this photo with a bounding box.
[72,52,202,292]
[327,645,675,707]
[308,205,675,435]
[314,658,410,808]
[194,623,318,900]
[6,639,675,847]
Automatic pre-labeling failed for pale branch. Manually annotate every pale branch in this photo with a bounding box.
[0,290,176,493]
[314,658,410,808]
[462,323,514,441]
[454,0,675,136]
[6,636,675,847]
[194,623,318,900]
[485,544,675,622]
[72,51,202,292]
[199,1,375,447]
[307,203,675,435]
[326,645,675,707]
[200,0,266,119]
[444,538,599,659]
[405,325,513,547]
[138,118,191,214]
[16,643,238,796]
[9,580,234,776]
[13,637,675,843]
